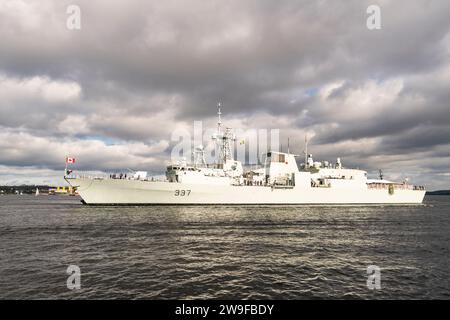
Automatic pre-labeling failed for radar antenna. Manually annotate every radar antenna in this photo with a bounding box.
[217,102,222,135]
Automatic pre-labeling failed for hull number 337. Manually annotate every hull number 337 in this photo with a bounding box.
[174,190,191,196]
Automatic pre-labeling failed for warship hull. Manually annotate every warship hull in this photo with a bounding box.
[67,177,426,205]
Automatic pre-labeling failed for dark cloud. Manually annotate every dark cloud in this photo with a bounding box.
[0,0,450,189]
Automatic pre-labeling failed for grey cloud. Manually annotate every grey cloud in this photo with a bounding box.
[0,0,450,189]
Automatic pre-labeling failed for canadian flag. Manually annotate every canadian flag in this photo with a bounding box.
[66,157,76,164]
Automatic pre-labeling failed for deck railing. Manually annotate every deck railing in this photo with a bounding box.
[65,171,166,182]
[367,183,425,191]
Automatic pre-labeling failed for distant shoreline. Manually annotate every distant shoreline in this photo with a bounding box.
[0,185,55,195]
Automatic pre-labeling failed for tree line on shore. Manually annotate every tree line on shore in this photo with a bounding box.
[0,185,52,194]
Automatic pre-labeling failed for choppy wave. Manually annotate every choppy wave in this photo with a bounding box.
[0,195,449,299]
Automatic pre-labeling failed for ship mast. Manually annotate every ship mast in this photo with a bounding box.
[304,134,308,169]
[217,102,222,136]
[212,102,235,164]
[214,102,222,164]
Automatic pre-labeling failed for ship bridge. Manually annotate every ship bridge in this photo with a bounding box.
[264,151,311,188]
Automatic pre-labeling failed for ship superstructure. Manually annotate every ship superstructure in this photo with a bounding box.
[65,105,425,205]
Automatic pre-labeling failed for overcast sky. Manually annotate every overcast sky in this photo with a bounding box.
[1,0,449,189]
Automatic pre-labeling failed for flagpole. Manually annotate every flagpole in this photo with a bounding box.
[288,137,290,154]
[64,156,68,177]
[304,134,308,169]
